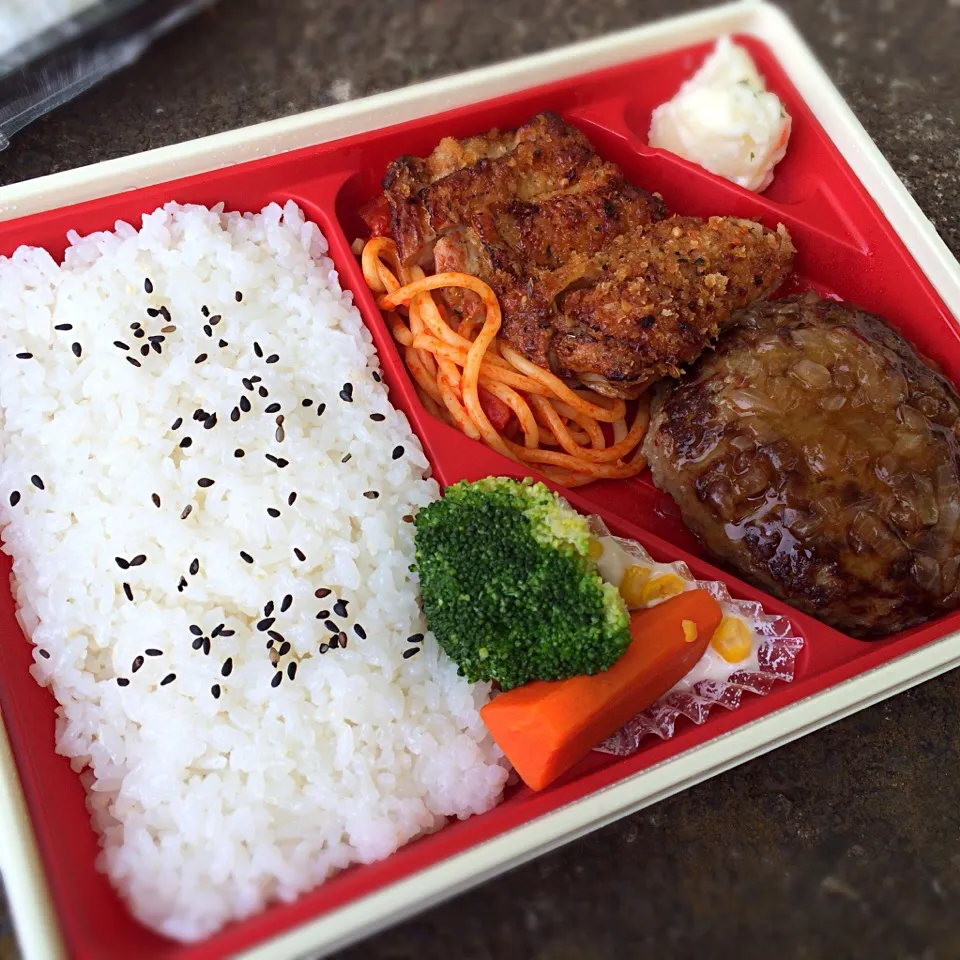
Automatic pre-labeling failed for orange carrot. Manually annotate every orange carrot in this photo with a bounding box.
[480,589,722,791]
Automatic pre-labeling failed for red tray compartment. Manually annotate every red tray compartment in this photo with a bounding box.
[1,33,958,960]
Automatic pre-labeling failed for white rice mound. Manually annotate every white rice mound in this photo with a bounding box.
[0,201,507,942]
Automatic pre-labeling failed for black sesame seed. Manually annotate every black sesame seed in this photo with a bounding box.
[15,352,33,359]
[123,582,133,602]
[201,305,210,317]
[172,417,183,430]
[315,588,331,598]
[220,629,235,637]
[219,339,228,348]
[146,307,160,318]
[56,323,73,331]
[369,413,385,422]
[181,505,193,520]
[240,395,251,413]
[324,620,338,633]
[31,475,44,490]
[287,662,297,680]
[192,637,204,650]
[265,639,274,649]
[145,648,162,657]
[301,398,313,407]
[271,671,282,688]
[253,342,263,358]
[117,678,130,687]
[242,378,253,391]
[264,600,275,616]
[392,446,405,460]
[203,637,211,656]
[39,649,50,659]
[266,455,289,468]
[178,577,187,592]
[265,402,281,414]
[278,641,291,656]
[402,647,420,659]
[151,342,162,354]
[132,656,143,673]
[211,684,221,699]
[258,386,269,398]
[333,599,349,617]
[341,454,352,464]
[317,403,326,417]
[161,673,176,686]
[339,383,354,402]
[144,278,153,294]
[354,624,366,639]
[114,341,130,351]
[281,594,293,613]
[71,342,82,357]
[407,634,424,644]
[9,491,20,506]
[235,448,245,458]
[267,507,280,517]
[204,414,217,430]
[257,618,275,632]
[127,357,142,367]
[203,324,212,337]
[189,558,199,575]
[149,335,165,344]
[294,548,306,562]
[288,492,297,506]
[195,354,208,364]
[316,610,330,619]
[319,643,329,654]
[364,491,379,499]
[235,291,242,302]
[209,314,220,325]
[265,354,279,364]
[140,344,150,357]
[115,557,130,570]
[197,478,215,488]
[189,624,202,637]
[373,371,381,382]
[130,554,146,567]
[160,306,171,322]
[152,493,161,508]
[179,437,192,448]
[329,635,339,648]
[221,658,233,678]
[212,624,224,638]
[250,375,261,383]
[231,407,240,422]
[240,551,253,564]
[337,631,347,647]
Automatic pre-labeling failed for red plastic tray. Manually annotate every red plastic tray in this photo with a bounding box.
[3,8,960,960]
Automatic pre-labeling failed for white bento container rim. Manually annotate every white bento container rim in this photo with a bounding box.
[2,2,959,959]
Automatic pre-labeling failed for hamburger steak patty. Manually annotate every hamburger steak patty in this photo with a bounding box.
[643,293,960,637]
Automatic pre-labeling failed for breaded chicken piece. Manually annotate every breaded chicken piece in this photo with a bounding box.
[365,113,795,398]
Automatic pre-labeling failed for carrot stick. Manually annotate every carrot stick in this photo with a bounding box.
[480,590,722,791]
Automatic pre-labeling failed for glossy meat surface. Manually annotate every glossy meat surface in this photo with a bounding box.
[644,294,960,637]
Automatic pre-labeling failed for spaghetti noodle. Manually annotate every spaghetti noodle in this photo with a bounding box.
[361,236,649,488]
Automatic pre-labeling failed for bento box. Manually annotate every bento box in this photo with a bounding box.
[4,2,960,959]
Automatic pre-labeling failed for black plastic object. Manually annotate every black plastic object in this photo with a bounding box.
[0,0,216,149]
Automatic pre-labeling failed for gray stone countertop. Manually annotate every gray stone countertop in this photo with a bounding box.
[2,2,960,959]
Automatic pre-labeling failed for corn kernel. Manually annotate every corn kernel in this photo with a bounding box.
[587,538,604,561]
[638,573,686,606]
[619,564,652,609]
[710,616,753,663]
[681,619,698,643]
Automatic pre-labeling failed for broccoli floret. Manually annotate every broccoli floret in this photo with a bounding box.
[413,477,631,689]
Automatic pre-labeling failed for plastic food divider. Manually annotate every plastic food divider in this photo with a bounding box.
[2,3,960,960]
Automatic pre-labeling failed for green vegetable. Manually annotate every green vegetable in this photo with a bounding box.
[413,477,631,689]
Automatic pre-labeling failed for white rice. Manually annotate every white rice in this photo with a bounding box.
[0,201,507,942]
